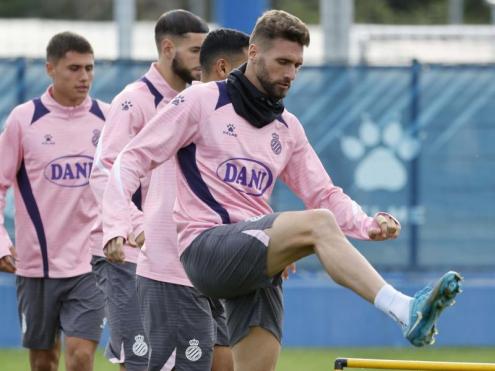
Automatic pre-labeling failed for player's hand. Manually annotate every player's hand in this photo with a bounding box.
[104,237,125,263]
[369,213,400,241]
[0,246,16,273]
[282,263,296,280]
[128,231,145,248]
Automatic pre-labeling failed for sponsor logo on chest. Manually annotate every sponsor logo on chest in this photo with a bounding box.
[43,155,94,187]
[216,158,273,196]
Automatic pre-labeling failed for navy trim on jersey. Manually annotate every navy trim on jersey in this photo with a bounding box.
[215,81,231,110]
[276,115,288,127]
[177,144,231,224]
[17,160,49,278]
[31,98,50,125]
[131,185,143,211]
[90,99,106,121]
[140,77,163,107]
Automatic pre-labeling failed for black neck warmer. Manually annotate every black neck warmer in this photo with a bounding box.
[226,63,284,128]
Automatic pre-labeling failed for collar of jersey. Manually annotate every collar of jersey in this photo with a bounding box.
[226,63,284,128]
[41,86,92,117]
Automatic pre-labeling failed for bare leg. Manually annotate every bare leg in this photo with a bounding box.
[211,345,234,371]
[64,336,98,371]
[265,209,386,302]
[232,327,279,371]
[29,336,61,371]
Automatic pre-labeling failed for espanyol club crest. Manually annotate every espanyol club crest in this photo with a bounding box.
[92,129,101,147]
[132,334,148,357]
[185,339,202,362]
[271,133,282,154]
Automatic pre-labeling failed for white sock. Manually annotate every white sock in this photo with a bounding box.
[374,284,413,328]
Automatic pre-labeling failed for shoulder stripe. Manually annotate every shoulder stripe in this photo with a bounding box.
[31,98,50,125]
[215,81,231,110]
[140,77,163,107]
[90,99,106,121]
[276,114,288,128]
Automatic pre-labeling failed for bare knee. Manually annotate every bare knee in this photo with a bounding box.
[212,345,234,371]
[304,209,340,241]
[66,346,95,371]
[30,350,59,371]
[232,327,279,371]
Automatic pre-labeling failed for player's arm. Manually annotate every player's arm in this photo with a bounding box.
[90,94,147,252]
[0,113,23,273]
[279,118,400,241]
[102,88,202,260]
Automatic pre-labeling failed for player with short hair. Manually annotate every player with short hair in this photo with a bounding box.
[102,10,462,371]
[90,9,226,371]
[0,31,107,371]
[93,25,249,371]
[199,28,250,82]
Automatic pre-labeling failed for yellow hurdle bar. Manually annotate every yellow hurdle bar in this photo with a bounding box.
[334,357,495,371]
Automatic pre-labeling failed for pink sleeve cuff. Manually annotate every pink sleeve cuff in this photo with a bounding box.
[102,226,132,249]
[0,236,13,259]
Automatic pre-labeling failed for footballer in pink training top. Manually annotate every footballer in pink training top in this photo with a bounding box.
[90,10,232,371]
[102,10,462,371]
[0,32,107,371]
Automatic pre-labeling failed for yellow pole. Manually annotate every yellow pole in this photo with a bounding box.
[335,357,495,371]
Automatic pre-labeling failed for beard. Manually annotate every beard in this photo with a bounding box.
[255,57,291,100]
[172,54,197,84]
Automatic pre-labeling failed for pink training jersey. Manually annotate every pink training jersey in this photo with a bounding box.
[103,81,384,258]
[91,63,175,263]
[91,63,192,286]
[0,87,108,278]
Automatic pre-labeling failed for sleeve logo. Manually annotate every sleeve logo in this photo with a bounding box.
[121,100,133,111]
[171,95,185,106]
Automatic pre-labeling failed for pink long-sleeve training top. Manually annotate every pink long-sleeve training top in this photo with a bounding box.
[103,80,383,261]
[91,64,194,286]
[0,87,108,278]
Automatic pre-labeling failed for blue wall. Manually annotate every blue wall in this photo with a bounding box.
[283,273,495,347]
[2,272,494,347]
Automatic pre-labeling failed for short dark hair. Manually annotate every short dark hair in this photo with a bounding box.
[250,10,310,48]
[46,31,94,63]
[155,9,209,49]
[199,28,249,72]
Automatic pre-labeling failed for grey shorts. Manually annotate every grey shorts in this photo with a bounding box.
[210,298,229,347]
[181,213,284,346]
[16,273,105,349]
[91,256,149,369]
[136,276,215,371]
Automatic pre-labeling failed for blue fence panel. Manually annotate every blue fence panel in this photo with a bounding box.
[1,58,495,348]
[1,59,494,272]
[281,64,495,271]
[1,59,495,271]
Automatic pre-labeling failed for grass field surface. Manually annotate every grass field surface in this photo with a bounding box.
[0,347,494,371]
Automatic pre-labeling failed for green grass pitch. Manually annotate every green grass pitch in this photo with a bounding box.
[0,347,494,370]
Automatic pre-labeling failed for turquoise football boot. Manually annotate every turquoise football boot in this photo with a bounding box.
[404,271,463,347]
